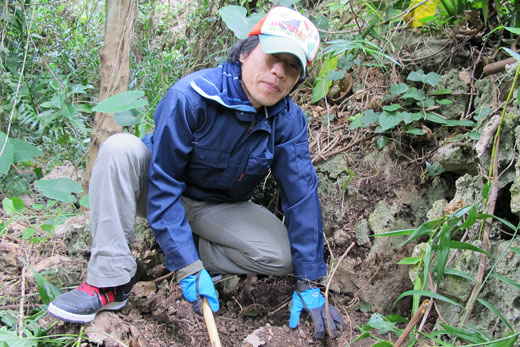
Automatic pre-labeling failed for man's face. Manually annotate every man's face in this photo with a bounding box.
[240,45,302,109]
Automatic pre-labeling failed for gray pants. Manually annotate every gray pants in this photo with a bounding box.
[87,134,292,287]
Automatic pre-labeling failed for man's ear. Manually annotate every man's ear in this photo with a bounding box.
[239,53,246,64]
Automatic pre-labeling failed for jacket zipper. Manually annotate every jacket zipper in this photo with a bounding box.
[238,120,257,181]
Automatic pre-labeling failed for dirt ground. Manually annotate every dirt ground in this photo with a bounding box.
[0,229,389,346]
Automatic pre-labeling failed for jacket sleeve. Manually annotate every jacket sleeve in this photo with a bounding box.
[271,106,327,281]
[146,88,201,272]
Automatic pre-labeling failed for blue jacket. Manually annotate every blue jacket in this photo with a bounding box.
[142,62,326,281]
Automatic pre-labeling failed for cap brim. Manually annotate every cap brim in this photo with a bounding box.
[259,35,307,73]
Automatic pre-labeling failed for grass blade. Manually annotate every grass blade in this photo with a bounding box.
[394,290,463,308]
[491,273,520,290]
[436,222,451,287]
[439,323,487,344]
[443,268,475,282]
[397,218,442,247]
[477,299,513,332]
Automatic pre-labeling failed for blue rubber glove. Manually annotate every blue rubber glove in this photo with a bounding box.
[179,268,219,315]
[289,287,344,339]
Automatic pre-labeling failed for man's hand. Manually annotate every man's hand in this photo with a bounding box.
[179,268,219,315]
[289,287,344,339]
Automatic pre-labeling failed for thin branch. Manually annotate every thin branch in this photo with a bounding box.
[395,299,430,347]
[18,265,26,338]
[325,242,355,337]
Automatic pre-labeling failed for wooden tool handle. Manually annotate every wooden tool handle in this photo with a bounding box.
[202,297,222,347]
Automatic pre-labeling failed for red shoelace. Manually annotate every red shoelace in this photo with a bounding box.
[77,283,115,305]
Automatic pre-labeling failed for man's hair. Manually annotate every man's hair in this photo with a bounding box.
[227,35,307,85]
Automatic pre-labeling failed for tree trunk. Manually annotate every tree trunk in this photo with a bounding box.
[82,0,135,192]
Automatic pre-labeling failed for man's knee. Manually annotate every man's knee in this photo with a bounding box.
[257,247,293,276]
[98,133,149,165]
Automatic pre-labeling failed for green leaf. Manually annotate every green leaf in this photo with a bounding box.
[504,27,520,35]
[488,335,518,347]
[373,229,415,237]
[436,99,453,105]
[402,87,425,101]
[407,70,441,86]
[10,138,41,163]
[79,193,89,209]
[22,260,62,305]
[382,104,401,112]
[372,342,394,347]
[92,90,148,114]
[2,197,25,216]
[425,112,447,124]
[390,83,409,95]
[492,273,520,290]
[376,136,387,149]
[424,98,436,108]
[491,215,518,232]
[503,47,520,62]
[443,268,475,282]
[436,222,451,286]
[447,241,487,254]
[114,111,141,126]
[439,324,487,344]
[446,119,475,127]
[349,113,362,130]
[431,88,452,95]
[379,111,403,131]
[34,178,83,203]
[362,109,380,125]
[403,112,422,124]
[398,257,421,265]
[22,227,37,240]
[220,6,264,40]
[218,6,248,39]
[0,326,38,347]
[327,70,345,81]
[510,247,520,255]
[394,290,463,307]
[423,244,432,286]
[426,161,445,176]
[0,131,15,174]
[477,299,514,332]
[468,130,481,140]
[366,313,398,334]
[312,55,338,103]
[461,204,479,229]
[406,127,425,135]
[474,107,493,120]
[398,218,442,246]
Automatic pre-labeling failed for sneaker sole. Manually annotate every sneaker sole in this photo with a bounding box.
[47,300,127,324]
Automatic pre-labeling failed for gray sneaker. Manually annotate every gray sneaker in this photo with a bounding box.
[47,281,133,323]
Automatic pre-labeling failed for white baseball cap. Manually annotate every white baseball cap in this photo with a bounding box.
[248,6,320,73]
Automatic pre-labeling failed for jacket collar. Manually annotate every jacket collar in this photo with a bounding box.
[190,62,288,117]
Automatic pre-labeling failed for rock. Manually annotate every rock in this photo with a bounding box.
[242,326,308,347]
[436,69,469,120]
[354,219,371,247]
[431,143,478,175]
[85,311,132,347]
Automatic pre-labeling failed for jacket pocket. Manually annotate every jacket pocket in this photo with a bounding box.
[295,142,316,188]
[246,156,272,175]
[189,145,232,188]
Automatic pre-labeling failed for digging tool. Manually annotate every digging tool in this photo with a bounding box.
[203,297,222,347]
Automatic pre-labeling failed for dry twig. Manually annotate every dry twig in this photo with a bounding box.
[325,242,355,337]
[394,299,430,347]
